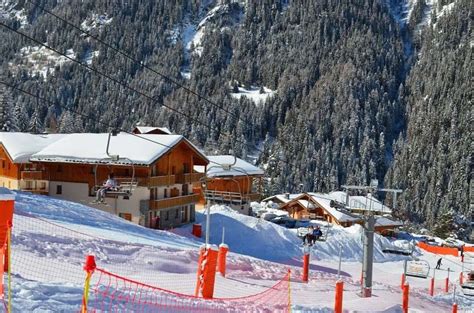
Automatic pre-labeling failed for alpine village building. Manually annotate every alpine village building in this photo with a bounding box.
[0,131,209,229]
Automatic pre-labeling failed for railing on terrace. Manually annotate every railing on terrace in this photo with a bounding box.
[150,194,200,210]
[19,179,49,194]
[20,170,43,180]
[175,172,204,184]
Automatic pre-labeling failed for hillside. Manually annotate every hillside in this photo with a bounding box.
[0,0,471,232]
[10,191,472,311]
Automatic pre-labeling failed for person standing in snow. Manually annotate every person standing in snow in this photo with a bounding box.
[435,258,442,269]
[96,173,117,203]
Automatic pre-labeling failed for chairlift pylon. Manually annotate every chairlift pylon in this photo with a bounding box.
[92,131,137,202]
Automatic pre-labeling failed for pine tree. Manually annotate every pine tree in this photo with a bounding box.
[0,83,17,132]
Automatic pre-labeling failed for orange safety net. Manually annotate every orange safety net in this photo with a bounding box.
[87,267,291,312]
[417,242,458,257]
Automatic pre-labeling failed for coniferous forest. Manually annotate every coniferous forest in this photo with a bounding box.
[0,0,471,236]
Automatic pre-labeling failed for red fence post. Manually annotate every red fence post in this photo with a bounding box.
[445,277,449,293]
[459,272,463,285]
[195,245,219,299]
[452,303,458,313]
[217,243,229,277]
[401,273,405,290]
[429,277,435,296]
[192,223,202,238]
[402,282,409,313]
[302,252,310,283]
[334,280,343,313]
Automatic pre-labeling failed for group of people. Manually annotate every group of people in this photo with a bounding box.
[303,225,323,246]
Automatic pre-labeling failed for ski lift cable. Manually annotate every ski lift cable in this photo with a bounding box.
[23,0,244,123]
[0,24,257,170]
[0,81,233,170]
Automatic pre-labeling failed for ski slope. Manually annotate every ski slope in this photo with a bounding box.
[8,192,472,311]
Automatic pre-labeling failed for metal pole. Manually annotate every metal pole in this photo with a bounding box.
[338,244,342,279]
[362,214,375,297]
[205,201,210,246]
[222,227,225,244]
[393,191,398,211]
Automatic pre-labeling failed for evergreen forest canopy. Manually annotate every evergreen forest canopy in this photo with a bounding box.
[0,0,471,237]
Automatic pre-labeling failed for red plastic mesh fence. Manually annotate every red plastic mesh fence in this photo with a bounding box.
[87,267,291,313]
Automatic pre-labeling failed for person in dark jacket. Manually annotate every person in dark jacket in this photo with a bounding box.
[312,226,323,243]
[435,258,442,269]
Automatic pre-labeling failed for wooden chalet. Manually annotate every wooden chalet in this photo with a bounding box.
[195,155,264,215]
[277,193,362,227]
[24,132,208,229]
[0,133,65,194]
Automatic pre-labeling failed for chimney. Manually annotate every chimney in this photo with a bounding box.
[285,192,290,200]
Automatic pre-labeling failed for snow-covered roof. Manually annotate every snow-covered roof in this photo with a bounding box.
[262,193,302,204]
[134,126,172,135]
[197,155,264,177]
[31,133,207,166]
[328,191,392,214]
[0,132,66,163]
[308,193,362,223]
[374,216,404,227]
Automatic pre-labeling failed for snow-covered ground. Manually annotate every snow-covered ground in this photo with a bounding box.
[230,86,276,105]
[7,192,473,311]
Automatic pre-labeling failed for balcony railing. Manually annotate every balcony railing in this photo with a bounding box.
[149,194,200,210]
[21,171,44,180]
[175,173,204,184]
[148,175,176,187]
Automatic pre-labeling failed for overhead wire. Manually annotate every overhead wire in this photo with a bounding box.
[0,20,262,168]
[23,0,243,123]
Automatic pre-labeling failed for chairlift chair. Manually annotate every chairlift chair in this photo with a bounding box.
[92,131,137,201]
[461,270,474,296]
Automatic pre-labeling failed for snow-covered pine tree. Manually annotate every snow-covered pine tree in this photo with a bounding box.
[0,82,18,132]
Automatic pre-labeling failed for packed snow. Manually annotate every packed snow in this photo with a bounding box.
[230,86,276,105]
[6,192,472,311]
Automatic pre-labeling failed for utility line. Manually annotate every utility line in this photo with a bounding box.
[25,0,242,122]
[0,21,261,159]
[0,80,228,168]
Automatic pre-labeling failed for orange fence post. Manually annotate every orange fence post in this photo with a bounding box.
[302,252,310,283]
[334,280,344,313]
[429,277,434,296]
[195,245,219,299]
[452,303,458,313]
[402,282,409,313]
[81,255,96,313]
[401,273,405,290]
[459,272,463,285]
[217,243,229,277]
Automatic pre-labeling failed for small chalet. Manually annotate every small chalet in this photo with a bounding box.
[194,155,264,215]
[0,132,65,193]
[264,191,403,233]
[132,126,172,135]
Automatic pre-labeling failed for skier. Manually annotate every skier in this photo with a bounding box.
[304,226,315,246]
[95,173,117,203]
[435,258,442,269]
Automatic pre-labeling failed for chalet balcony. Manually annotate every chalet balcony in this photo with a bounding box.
[149,194,200,210]
[147,175,176,187]
[20,170,44,180]
[175,173,204,184]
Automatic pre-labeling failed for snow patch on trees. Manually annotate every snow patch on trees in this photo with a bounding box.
[230,86,276,106]
[80,13,113,32]
[0,0,28,27]
[11,46,75,80]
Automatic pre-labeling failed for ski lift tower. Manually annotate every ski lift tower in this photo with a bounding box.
[342,179,403,298]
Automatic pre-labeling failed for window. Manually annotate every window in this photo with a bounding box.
[164,189,168,198]
[56,185,62,194]
[175,209,179,218]
[119,213,132,221]
[171,166,176,175]
[165,211,169,221]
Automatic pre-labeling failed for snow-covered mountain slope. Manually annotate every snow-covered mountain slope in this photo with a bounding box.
[8,192,470,311]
